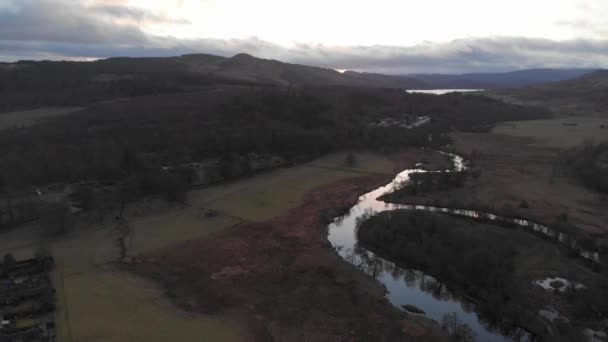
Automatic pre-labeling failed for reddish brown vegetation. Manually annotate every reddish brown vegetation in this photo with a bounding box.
[135,164,442,341]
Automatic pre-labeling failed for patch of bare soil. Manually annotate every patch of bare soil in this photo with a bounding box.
[133,150,446,342]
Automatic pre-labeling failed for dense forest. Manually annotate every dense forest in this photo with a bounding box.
[564,142,608,193]
[0,86,548,191]
[0,59,219,112]
[0,76,550,230]
[503,70,608,115]
[357,211,527,326]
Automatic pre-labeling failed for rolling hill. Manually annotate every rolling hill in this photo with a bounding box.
[406,68,597,90]
[183,53,426,88]
[0,53,424,112]
[498,70,608,116]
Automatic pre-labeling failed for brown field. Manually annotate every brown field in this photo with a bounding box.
[0,107,82,129]
[493,117,608,148]
[454,132,608,234]
[135,165,445,341]
[0,149,447,341]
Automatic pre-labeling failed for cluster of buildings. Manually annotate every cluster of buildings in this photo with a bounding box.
[161,153,287,186]
[0,256,56,341]
[370,115,432,129]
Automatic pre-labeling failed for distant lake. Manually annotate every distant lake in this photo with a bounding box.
[406,89,483,95]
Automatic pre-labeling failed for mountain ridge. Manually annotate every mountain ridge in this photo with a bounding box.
[0,52,425,112]
[404,68,598,89]
[496,69,608,116]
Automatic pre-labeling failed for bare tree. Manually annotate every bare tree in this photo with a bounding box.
[345,153,357,167]
[441,312,475,342]
[114,216,132,260]
[40,201,73,236]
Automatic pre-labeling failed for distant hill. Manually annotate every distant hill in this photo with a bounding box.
[0,53,424,112]
[405,69,597,90]
[497,70,608,116]
[185,53,426,88]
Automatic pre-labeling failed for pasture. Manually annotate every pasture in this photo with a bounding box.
[0,150,396,341]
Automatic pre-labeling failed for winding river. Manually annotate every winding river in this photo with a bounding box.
[327,152,599,341]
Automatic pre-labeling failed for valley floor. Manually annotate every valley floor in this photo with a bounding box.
[0,149,447,341]
[492,116,608,148]
[5,122,603,341]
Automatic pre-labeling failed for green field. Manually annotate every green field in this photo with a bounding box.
[0,107,82,129]
[200,151,394,222]
[493,117,608,148]
[0,151,396,342]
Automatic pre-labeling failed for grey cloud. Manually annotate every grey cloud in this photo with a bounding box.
[90,4,190,25]
[0,0,607,73]
[0,0,149,44]
[2,35,607,74]
[262,37,608,73]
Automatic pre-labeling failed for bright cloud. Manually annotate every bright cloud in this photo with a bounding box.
[131,0,608,45]
[0,0,607,73]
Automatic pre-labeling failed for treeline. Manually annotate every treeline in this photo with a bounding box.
[0,195,76,236]
[357,211,521,308]
[564,142,608,193]
[0,58,254,112]
[0,197,39,227]
[383,170,476,199]
[507,70,608,112]
[400,91,551,132]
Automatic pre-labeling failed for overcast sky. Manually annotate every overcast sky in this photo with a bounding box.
[1,0,607,73]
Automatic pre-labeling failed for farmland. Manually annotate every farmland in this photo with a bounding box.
[493,117,608,148]
[0,107,82,130]
[0,150,415,341]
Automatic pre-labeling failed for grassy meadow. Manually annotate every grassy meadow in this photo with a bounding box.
[0,151,395,341]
